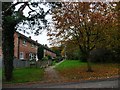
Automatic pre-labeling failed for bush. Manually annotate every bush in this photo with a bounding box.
[37,45,44,60]
[42,56,48,60]
[79,52,87,62]
[111,47,120,63]
[47,55,52,60]
[89,48,114,63]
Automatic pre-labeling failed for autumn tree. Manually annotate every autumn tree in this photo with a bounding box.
[50,46,62,56]
[61,40,79,60]
[47,2,117,72]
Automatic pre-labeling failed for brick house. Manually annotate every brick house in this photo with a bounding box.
[43,46,56,59]
[14,31,56,61]
[14,32,39,60]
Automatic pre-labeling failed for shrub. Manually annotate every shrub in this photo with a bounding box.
[89,48,114,63]
[47,55,52,60]
[42,56,48,61]
[37,45,44,60]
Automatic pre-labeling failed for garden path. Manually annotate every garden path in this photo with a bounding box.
[44,60,67,83]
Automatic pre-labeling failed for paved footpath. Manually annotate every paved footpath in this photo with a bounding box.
[44,60,67,83]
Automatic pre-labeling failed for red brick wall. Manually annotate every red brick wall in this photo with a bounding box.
[14,33,37,60]
[14,33,18,58]
[0,47,2,57]
[44,49,56,58]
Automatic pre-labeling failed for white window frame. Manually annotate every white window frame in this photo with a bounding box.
[22,40,27,46]
[29,53,36,61]
[29,53,32,60]
[20,52,24,59]
[31,44,34,48]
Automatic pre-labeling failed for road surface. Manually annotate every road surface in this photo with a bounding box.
[3,78,119,88]
[0,56,2,90]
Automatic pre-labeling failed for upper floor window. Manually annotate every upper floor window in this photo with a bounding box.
[31,44,34,47]
[31,44,37,48]
[22,40,27,46]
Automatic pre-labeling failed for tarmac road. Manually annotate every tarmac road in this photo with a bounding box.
[3,77,120,88]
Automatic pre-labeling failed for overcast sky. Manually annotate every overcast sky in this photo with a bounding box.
[15,3,52,47]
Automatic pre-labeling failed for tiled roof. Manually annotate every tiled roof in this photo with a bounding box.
[16,31,39,45]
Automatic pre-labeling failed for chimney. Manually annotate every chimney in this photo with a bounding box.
[29,36,31,39]
[36,40,38,42]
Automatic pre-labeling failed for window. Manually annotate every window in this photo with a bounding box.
[31,44,34,48]
[29,53,36,60]
[20,52,24,59]
[22,40,26,45]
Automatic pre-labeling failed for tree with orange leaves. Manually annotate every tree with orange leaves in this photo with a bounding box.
[47,2,118,72]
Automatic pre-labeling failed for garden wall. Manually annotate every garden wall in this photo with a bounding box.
[13,59,52,68]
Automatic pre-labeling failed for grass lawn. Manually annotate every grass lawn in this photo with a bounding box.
[55,60,87,70]
[55,60,119,82]
[3,67,44,83]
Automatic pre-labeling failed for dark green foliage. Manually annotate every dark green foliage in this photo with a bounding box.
[79,52,87,62]
[89,48,114,63]
[42,56,48,60]
[37,45,44,60]
[47,55,52,60]
[112,47,120,63]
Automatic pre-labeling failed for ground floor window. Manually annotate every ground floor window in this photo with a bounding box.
[20,52,24,59]
[29,53,36,60]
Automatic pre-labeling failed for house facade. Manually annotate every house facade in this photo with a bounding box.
[43,45,56,59]
[14,32,39,60]
[14,32,56,61]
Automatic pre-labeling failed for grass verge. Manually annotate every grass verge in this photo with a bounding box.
[55,60,86,70]
[3,67,44,83]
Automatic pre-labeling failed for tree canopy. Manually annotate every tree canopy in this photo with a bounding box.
[47,2,119,71]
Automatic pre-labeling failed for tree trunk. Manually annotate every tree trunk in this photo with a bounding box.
[79,45,93,72]
[2,18,14,81]
[86,53,93,72]
[2,27,14,81]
